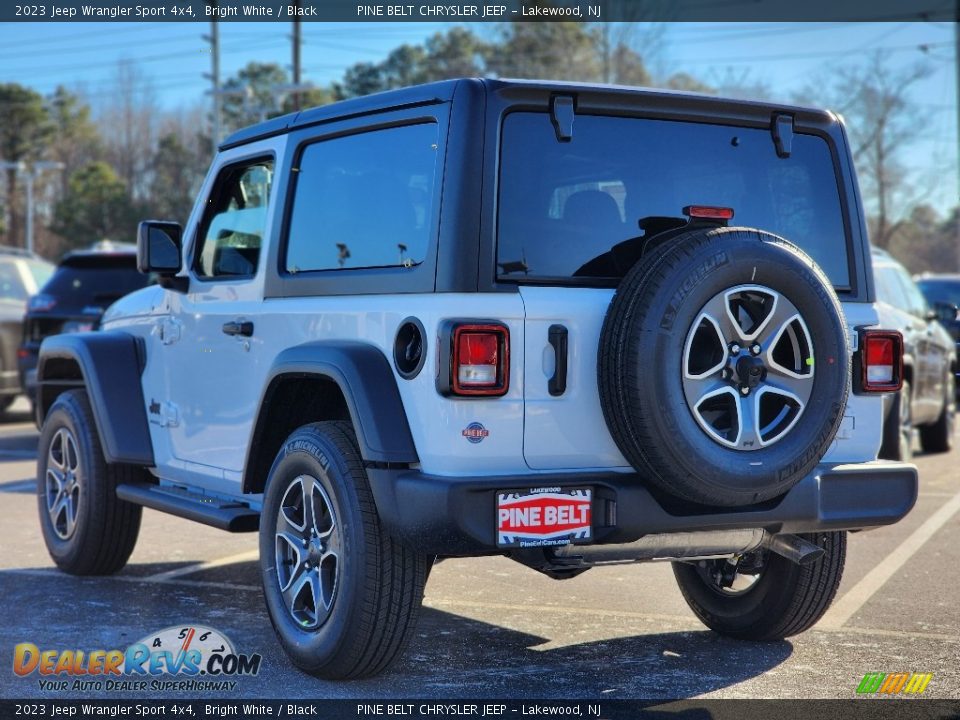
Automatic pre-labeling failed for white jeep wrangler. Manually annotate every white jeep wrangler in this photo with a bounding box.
[35,79,917,679]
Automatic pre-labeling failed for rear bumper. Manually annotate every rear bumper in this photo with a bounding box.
[367,461,918,556]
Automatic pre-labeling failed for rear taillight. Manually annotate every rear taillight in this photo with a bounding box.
[861,330,903,392]
[439,322,510,397]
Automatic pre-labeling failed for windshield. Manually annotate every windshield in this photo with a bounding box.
[497,112,850,288]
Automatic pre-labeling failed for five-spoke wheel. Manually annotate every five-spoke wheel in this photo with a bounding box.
[682,284,814,450]
[45,427,81,540]
[275,475,341,630]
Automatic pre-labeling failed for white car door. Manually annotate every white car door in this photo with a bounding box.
[152,150,280,491]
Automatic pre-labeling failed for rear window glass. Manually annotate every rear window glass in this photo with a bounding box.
[917,279,960,308]
[42,258,150,306]
[497,113,850,287]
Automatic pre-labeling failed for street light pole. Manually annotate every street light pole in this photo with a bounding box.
[0,160,64,253]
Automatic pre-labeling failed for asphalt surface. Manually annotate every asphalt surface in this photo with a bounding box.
[1,395,958,701]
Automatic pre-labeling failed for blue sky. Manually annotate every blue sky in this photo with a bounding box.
[1,21,957,211]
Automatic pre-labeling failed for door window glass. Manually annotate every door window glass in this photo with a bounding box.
[195,159,274,278]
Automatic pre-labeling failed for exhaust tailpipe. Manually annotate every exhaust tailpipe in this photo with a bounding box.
[765,533,825,566]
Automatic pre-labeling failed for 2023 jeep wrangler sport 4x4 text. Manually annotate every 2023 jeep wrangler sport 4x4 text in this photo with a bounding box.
[34,79,917,679]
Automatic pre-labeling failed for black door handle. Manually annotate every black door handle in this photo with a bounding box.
[548,324,568,396]
[222,320,254,337]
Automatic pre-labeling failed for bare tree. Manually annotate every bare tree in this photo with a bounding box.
[798,53,931,249]
[98,61,159,203]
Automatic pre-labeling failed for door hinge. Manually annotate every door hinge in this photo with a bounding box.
[153,317,182,345]
[148,399,180,428]
[771,113,794,158]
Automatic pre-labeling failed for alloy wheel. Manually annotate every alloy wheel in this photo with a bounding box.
[274,475,340,630]
[682,284,815,450]
[46,428,81,540]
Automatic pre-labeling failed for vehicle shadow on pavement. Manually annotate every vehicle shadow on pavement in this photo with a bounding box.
[2,564,791,700]
[400,607,793,699]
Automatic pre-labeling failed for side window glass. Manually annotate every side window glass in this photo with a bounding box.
[875,266,907,309]
[195,159,274,278]
[285,123,439,273]
[897,269,928,317]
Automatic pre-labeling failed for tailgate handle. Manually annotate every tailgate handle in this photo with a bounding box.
[548,324,568,397]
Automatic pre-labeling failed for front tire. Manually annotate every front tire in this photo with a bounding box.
[260,421,429,679]
[37,389,143,575]
[673,532,846,640]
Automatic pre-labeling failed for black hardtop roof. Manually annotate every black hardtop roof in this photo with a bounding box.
[218,77,836,151]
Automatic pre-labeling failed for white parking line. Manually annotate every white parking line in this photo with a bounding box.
[818,488,960,629]
[0,480,35,492]
[140,549,260,583]
[3,567,259,592]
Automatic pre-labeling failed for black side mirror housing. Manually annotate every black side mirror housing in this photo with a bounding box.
[138,221,187,291]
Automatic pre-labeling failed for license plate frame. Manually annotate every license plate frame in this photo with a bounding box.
[496,486,592,548]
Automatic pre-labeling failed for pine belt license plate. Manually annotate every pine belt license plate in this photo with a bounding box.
[496,487,592,548]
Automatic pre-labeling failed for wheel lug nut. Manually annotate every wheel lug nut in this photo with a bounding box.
[750,343,761,355]
[740,386,750,395]
[729,343,741,354]
[722,368,732,380]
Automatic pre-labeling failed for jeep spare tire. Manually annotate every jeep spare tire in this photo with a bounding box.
[599,227,849,507]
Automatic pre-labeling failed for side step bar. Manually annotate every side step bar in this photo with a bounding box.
[116,482,260,533]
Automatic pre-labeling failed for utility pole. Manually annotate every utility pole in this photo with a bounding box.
[203,12,221,155]
[955,1,959,268]
[292,3,302,111]
[0,160,64,253]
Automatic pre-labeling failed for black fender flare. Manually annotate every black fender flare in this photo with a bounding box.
[37,331,154,466]
[243,341,418,492]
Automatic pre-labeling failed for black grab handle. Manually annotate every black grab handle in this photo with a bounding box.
[548,324,568,397]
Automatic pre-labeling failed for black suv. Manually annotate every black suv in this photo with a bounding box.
[20,243,150,408]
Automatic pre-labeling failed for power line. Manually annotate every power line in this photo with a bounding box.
[0,24,158,50]
[671,40,952,65]
[0,31,203,61]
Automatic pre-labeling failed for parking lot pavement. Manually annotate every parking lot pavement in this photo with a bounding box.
[1,395,958,700]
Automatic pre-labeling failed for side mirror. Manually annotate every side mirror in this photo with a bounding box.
[934,302,959,324]
[138,221,183,275]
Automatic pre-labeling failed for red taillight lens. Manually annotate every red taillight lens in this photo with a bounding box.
[451,324,509,396]
[458,333,499,386]
[862,330,903,392]
[683,205,735,221]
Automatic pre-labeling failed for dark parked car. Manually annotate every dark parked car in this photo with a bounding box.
[915,273,960,400]
[19,243,150,408]
[872,250,956,460]
[0,247,54,412]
